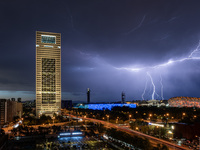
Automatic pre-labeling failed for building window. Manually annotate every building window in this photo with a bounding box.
[42,58,56,104]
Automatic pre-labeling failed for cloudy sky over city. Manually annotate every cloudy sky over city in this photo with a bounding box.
[1,0,200,102]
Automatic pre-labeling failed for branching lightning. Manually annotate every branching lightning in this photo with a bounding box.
[147,72,156,100]
[155,92,160,100]
[116,40,200,72]
[115,40,200,100]
[189,40,200,58]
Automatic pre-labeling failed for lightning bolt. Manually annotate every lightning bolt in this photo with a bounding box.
[147,72,156,100]
[189,40,200,58]
[115,40,200,72]
[142,75,148,100]
[115,40,200,100]
[155,92,160,100]
[160,74,164,100]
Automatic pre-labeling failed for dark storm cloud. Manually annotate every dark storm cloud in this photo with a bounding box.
[1,0,200,101]
[62,0,200,67]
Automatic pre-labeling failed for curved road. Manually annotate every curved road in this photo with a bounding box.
[78,116,189,150]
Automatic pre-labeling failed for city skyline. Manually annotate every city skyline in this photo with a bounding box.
[1,0,200,102]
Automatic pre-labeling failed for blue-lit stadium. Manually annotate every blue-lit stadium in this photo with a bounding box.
[75,103,136,110]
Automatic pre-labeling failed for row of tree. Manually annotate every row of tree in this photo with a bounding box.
[73,106,200,124]
[23,113,66,125]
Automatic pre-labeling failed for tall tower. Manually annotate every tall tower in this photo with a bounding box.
[121,92,125,104]
[87,88,90,104]
[36,31,61,118]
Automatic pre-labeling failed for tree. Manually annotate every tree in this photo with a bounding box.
[52,125,58,133]
[30,127,34,134]
[0,128,5,135]
[156,144,161,150]
[153,127,159,136]
[156,144,169,150]
[17,125,23,135]
[106,128,153,150]
[96,123,105,135]
[160,128,167,137]
[13,116,20,122]
[142,138,152,150]
[38,126,43,134]
[88,129,95,136]
[161,144,169,150]
[39,114,52,124]
[11,128,17,136]
[55,115,63,122]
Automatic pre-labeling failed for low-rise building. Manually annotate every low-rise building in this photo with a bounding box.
[127,100,168,107]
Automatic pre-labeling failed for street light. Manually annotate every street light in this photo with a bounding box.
[116,117,119,124]
[52,117,55,124]
[84,115,86,122]
[149,114,152,120]
[182,113,186,119]
[129,115,132,122]
[107,115,109,122]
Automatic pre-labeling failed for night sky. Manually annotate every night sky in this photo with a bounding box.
[1,0,200,102]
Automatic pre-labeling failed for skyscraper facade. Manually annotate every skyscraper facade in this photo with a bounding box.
[36,31,61,118]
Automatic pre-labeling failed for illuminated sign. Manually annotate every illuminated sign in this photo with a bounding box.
[41,35,56,44]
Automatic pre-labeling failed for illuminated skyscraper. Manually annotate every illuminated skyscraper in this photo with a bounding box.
[36,31,61,118]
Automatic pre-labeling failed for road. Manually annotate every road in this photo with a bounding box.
[79,116,189,150]
[2,121,67,133]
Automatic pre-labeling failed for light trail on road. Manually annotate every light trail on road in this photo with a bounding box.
[76,116,189,150]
